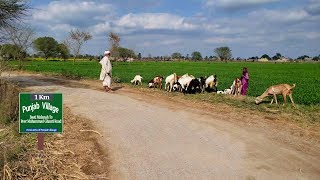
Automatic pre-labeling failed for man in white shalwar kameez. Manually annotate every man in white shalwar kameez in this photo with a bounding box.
[99,50,112,92]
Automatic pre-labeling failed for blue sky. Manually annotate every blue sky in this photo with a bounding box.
[27,0,320,58]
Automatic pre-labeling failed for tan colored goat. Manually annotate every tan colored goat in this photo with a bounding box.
[231,78,242,96]
[255,84,296,107]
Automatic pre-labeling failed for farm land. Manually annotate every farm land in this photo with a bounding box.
[11,60,320,105]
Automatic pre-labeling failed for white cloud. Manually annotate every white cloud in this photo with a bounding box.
[91,22,112,35]
[115,13,197,31]
[277,31,320,40]
[205,0,280,10]
[47,24,75,32]
[305,32,320,39]
[204,24,247,35]
[249,9,309,23]
[136,39,181,48]
[91,21,137,36]
[305,0,320,15]
[205,37,238,43]
[88,13,200,37]
[159,39,182,45]
[33,1,114,27]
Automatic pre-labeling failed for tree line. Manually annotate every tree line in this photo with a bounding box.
[146,51,319,62]
[0,31,137,63]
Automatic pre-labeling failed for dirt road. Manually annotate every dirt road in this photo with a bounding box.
[2,72,320,179]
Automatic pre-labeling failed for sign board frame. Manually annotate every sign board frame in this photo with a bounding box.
[19,93,63,134]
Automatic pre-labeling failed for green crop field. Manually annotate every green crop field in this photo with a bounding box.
[10,60,320,105]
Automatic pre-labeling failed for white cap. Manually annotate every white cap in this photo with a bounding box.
[104,50,111,55]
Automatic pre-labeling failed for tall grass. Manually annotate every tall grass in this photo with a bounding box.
[0,80,20,124]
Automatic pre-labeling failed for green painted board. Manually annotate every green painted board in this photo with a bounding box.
[19,93,63,133]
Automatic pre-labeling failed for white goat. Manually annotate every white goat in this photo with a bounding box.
[205,75,218,88]
[130,75,143,85]
[178,74,195,92]
[165,73,177,92]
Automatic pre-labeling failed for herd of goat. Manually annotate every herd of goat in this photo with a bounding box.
[130,73,297,107]
[130,73,242,95]
[131,73,296,107]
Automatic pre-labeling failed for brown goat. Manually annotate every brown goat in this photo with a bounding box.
[148,76,163,89]
[255,84,296,107]
[231,78,242,96]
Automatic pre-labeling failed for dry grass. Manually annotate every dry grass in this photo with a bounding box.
[0,80,19,124]
[128,84,320,125]
[0,74,109,179]
[0,73,110,179]
[79,77,320,127]
[1,107,110,179]
[119,84,320,142]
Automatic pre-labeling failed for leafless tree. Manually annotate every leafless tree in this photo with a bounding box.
[4,25,34,69]
[0,0,27,71]
[65,29,92,65]
[0,44,8,72]
[0,0,29,28]
[108,32,120,60]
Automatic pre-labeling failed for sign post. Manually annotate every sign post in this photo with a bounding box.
[37,133,45,150]
[19,93,63,150]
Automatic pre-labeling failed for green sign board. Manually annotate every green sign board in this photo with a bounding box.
[19,93,63,133]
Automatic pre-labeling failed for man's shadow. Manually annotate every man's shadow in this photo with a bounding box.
[112,86,123,91]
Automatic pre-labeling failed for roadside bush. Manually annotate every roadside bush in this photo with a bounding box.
[60,69,82,80]
[0,80,20,124]
[0,80,22,176]
[0,59,9,72]
[112,76,121,83]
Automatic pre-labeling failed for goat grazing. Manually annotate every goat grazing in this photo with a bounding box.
[255,84,296,107]
[230,78,242,96]
[148,76,164,89]
[165,73,178,92]
[131,75,143,85]
[205,75,218,92]
[178,74,195,92]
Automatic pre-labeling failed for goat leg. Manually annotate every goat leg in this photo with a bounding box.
[283,93,287,106]
[289,93,295,107]
[273,94,279,106]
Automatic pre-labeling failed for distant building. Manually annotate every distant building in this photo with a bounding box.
[304,57,313,62]
[276,57,289,62]
[126,58,134,62]
[258,58,269,62]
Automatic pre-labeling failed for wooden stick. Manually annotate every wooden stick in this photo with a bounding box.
[37,133,45,150]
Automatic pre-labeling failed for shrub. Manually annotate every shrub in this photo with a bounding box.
[60,69,82,80]
[112,76,121,83]
[0,80,20,124]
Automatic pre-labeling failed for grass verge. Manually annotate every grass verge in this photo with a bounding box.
[126,83,320,126]
[0,80,109,179]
